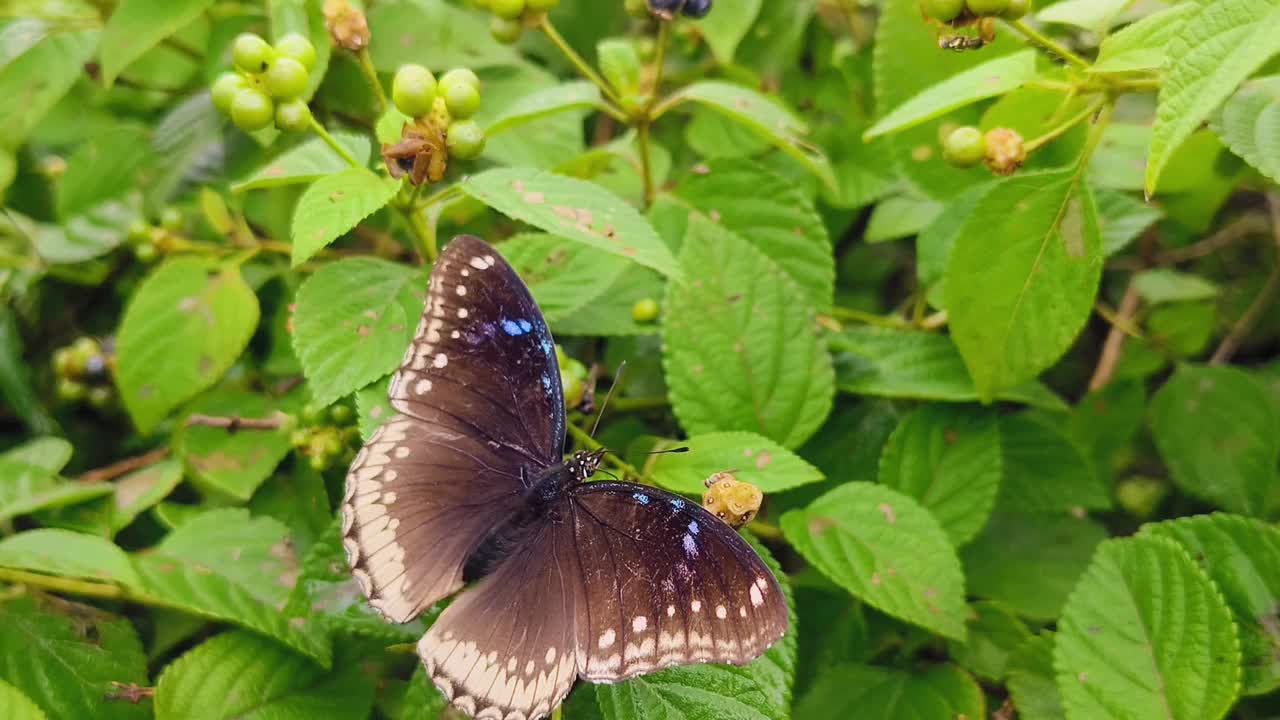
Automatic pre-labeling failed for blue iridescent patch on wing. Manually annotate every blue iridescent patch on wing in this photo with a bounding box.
[633,493,650,505]
[541,374,552,391]
[670,498,685,510]
[500,318,528,336]
[688,520,700,535]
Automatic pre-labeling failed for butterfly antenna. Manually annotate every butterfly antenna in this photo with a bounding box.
[588,360,626,438]
[647,446,690,455]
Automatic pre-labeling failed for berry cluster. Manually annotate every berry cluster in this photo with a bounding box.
[290,399,361,471]
[51,337,115,411]
[942,125,1027,175]
[124,207,183,265]
[637,0,712,19]
[212,32,318,133]
[924,0,1029,23]
[470,0,560,44]
[556,345,589,409]
[382,65,486,185]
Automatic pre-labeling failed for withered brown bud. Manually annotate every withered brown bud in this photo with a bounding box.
[382,120,448,186]
[984,127,1026,176]
[324,0,371,51]
[702,471,763,529]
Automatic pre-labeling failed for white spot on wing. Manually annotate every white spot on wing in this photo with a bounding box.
[598,628,615,649]
[716,605,727,619]
[545,647,556,665]
[456,285,467,296]
[750,584,764,607]
[691,599,701,613]
[632,616,647,633]
[433,353,448,368]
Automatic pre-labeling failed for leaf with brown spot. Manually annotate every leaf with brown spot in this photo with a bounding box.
[175,390,303,501]
[649,431,823,495]
[291,167,399,267]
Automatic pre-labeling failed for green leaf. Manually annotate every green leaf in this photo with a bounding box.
[133,508,330,665]
[946,170,1103,400]
[1133,268,1221,305]
[1150,365,1280,516]
[291,168,398,267]
[57,124,152,219]
[829,327,1068,411]
[0,529,142,588]
[1095,187,1164,255]
[0,28,97,149]
[662,216,834,449]
[462,168,679,278]
[662,81,837,190]
[781,482,967,640]
[155,631,375,720]
[109,459,184,534]
[794,664,983,720]
[0,307,55,434]
[355,377,394,441]
[379,668,448,720]
[1091,3,1195,74]
[1036,0,1134,31]
[1210,76,1280,185]
[961,512,1108,620]
[0,678,46,720]
[99,0,212,86]
[946,601,1033,682]
[672,159,834,310]
[878,404,1001,546]
[1055,535,1241,720]
[116,259,260,433]
[292,257,425,407]
[174,390,298,501]
[0,453,112,525]
[232,133,372,192]
[649,431,824,495]
[998,414,1110,514]
[2,436,71,472]
[1146,0,1280,195]
[864,51,1036,140]
[596,536,795,720]
[249,461,332,559]
[495,233,629,323]
[549,264,666,337]
[486,81,604,136]
[0,594,149,720]
[863,192,942,244]
[1007,633,1066,720]
[699,0,763,64]
[36,196,140,264]
[366,0,517,72]
[1143,514,1280,695]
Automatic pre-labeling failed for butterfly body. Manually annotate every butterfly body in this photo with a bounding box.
[342,235,787,720]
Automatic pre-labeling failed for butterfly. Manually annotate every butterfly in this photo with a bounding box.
[341,235,788,720]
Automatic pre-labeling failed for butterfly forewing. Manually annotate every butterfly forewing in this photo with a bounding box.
[387,234,566,464]
[568,482,788,682]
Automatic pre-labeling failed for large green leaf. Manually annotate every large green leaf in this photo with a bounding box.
[1091,3,1195,74]
[462,168,679,278]
[1143,514,1280,695]
[155,631,375,720]
[365,0,517,71]
[0,529,142,589]
[1150,365,1280,516]
[291,257,425,406]
[0,594,150,720]
[829,327,1067,410]
[115,258,261,433]
[0,678,46,720]
[780,482,967,640]
[794,664,983,719]
[997,415,1111,514]
[662,216,834,449]
[1007,633,1066,720]
[550,264,666,337]
[486,81,604,136]
[865,51,1036,139]
[99,0,212,85]
[672,159,834,310]
[56,124,152,220]
[1037,0,1134,31]
[1146,0,1280,194]
[961,512,1108,620]
[290,168,399,267]
[108,459,184,534]
[174,390,298,501]
[495,233,629,324]
[649,431,824,495]
[232,133,372,192]
[0,28,97,149]
[1210,76,1280,185]
[878,404,1001,546]
[0,448,113,525]
[945,170,1103,400]
[133,509,330,665]
[1055,536,1241,720]
[946,601,1032,682]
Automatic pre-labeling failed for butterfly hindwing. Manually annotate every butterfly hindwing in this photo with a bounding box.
[568,482,788,682]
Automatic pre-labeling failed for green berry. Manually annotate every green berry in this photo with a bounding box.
[275,99,312,132]
[265,56,309,100]
[442,80,480,119]
[302,401,328,426]
[290,429,310,448]
[211,72,248,114]
[126,219,150,244]
[446,119,486,159]
[490,0,525,19]
[52,347,75,377]
[924,0,965,22]
[342,426,362,445]
[274,32,317,69]
[490,16,523,44]
[232,33,275,73]
[230,88,275,131]
[309,453,331,471]
[329,404,354,425]
[159,207,182,231]
[527,0,559,9]
[70,337,100,371]
[391,64,438,118]
[624,0,648,17]
[133,242,159,263]
[562,374,584,408]
[440,68,481,94]
[87,386,113,410]
[555,344,569,369]
[57,378,86,402]
[943,126,986,167]
[631,298,659,323]
[1003,0,1030,18]
[964,0,1009,16]
[635,37,656,62]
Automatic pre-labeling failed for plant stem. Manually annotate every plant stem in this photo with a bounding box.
[1007,19,1090,70]
[538,15,624,107]
[566,422,644,481]
[356,48,388,113]
[404,206,438,263]
[637,121,655,207]
[746,520,783,541]
[652,21,671,95]
[79,447,169,484]
[829,305,909,329]
[184,412,289,431]
[1088,280,1142,391]
[309,117,360,167]
[1211,193,1280,364]
[1024,96,1105,153]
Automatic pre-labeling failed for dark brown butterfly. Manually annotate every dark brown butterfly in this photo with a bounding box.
[342,235,787,720]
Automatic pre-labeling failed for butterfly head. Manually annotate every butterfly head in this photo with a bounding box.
[569,449,607,482]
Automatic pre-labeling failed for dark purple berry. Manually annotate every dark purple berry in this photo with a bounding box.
[681,0,712,17]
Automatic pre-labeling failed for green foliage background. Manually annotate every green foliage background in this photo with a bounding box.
[2,0,1280,718]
